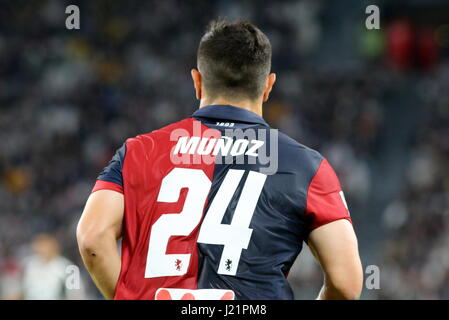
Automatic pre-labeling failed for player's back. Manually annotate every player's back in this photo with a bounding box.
[92,104,351,300]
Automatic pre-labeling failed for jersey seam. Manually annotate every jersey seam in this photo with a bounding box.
[304,157,325,217]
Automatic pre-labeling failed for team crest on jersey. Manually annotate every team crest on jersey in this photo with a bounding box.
[225,259,232,272]
[175,259,182,271]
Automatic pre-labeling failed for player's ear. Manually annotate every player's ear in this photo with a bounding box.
[262,73,276,102]
[191,69,202,100]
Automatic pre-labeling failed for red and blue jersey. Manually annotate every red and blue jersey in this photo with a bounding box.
[92,105,351,300]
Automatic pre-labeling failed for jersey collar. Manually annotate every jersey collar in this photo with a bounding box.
[192,105,269,126]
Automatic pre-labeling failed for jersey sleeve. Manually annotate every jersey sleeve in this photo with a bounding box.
[92,142,126,194]
[305,158,352,230]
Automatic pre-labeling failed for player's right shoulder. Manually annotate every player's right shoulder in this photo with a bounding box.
[124,117,195,154]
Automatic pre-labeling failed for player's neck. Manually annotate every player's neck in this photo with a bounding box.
[199,98,263,117]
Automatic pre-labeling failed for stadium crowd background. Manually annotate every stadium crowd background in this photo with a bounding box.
[0,0,448,299]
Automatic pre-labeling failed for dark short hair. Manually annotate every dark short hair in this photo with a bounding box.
[197,19,272,101]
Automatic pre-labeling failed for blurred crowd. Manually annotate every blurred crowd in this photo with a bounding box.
[380,64,449,299]
[0,0,447,299]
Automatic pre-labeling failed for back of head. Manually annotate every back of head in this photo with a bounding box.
[197,19,272,101]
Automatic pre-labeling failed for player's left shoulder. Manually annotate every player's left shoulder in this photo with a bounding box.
[276,130,324,174]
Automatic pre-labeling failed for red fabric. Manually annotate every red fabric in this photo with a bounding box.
[113,118,220,300]
[387,19,414,71]
[417,27,439,71]
[306,159,352,230]
[91,180,123,194]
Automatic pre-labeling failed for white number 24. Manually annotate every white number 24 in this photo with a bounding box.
[145,168,267,278]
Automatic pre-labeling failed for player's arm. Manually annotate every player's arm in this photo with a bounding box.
[76,189,123,300]
[307,219,363,300]
[304,158,363,300]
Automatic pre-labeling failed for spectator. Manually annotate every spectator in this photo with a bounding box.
[21,234,85,300]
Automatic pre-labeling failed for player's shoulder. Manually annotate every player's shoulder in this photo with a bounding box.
[276,130,324,171]
[123,118,194,152]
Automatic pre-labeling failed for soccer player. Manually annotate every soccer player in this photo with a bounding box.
[77,20,363,300]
